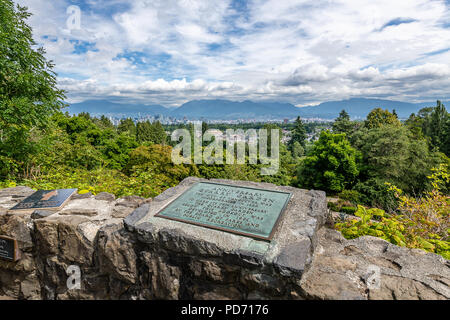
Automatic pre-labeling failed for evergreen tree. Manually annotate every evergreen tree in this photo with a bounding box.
[442,116,450,156]
[98,115,114,129]
[392,109,398,119]
[201,121,209,135]
[136,120,167,144]
[332,110,354,135]
[136,121,153,143]
[291,141,304,158]
[289,116,307,149]
[150,121,167,145]
[262,123,282,155]
[118,118,136,136]
[428,100,447,151]
[409,101,449,155]
[405,113,424,138]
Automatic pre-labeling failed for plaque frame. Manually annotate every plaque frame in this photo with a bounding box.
[8,188,77,213]
[154,182,292,241]
[0,235,20,262]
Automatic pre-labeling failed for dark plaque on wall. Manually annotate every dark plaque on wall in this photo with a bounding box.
[155,182,292,241]
[8,188,77,213]
[0,236,20,262]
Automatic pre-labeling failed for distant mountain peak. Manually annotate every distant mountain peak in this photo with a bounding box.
[67,98,448,120]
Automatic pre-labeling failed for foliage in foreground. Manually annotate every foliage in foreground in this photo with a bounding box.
[335,165,450,259]
[0,164,186,199]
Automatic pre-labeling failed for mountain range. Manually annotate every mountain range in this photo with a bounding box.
[67,98,448,120]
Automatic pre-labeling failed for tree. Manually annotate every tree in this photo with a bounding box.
[427,101,447,152]
[118,118,136,136]
[336,165,450,259]
[353,124,440,196]
[136,120,167,145]
[151,121,167,145]
[0,1,65,177]
[262,123,282,156]
[405,101,449,156]
[291,141,304,158]
[405,112,425,138]
[289,116,307,149]
[124,144,195,185]
[100,133,138,170]
[96,115,114,129]
[442,115,450,156]
[298,130,360,193]
[332,110,354,135]
[136,121,153,143]
[392,109,398,119]
[0,1,65,129]
[364,108,400,129]
[201,121,208,135]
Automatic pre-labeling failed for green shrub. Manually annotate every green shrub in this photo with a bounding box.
[340,206,357,215]
[354,178,399,212]
[327,201,340,212]
[338,189,361,204]
[336,165,450,260]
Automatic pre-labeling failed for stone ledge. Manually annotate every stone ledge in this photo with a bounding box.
[1,181,448,300]
[300,228,450,300]
[125,177,329,276]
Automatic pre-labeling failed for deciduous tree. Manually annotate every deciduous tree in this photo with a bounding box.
[0,1,65,178]
[364,108,400,129]
[298,130,360,193]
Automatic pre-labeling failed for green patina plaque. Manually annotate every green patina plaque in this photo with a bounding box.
[155,182,292,241]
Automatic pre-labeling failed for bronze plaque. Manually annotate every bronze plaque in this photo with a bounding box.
[155,182,292,241]
[0,236,20,262]
[9,188,77,212]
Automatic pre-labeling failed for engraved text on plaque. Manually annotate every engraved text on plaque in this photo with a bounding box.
[155,182,292,240]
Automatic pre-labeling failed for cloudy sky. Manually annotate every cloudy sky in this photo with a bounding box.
[16,0,450,107]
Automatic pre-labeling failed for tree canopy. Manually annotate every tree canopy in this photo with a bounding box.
[0,0,65,178]
[364,108,400,129]
[332,110,355,135]
[0,0,65,129]
[298,130,360,193]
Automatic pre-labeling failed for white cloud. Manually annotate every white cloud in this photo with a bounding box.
[15,0,450,106]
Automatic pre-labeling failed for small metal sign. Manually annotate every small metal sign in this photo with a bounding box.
[0,236,20,262]
[9,189,77,212]
[155,182,292,241]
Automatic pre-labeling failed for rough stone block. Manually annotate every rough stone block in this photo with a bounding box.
[59,209,98,217]
[126,177,328,278]
[97,223,137,284]
[300,228,450,300]
[31,210,55,219]
[95,192,116,202]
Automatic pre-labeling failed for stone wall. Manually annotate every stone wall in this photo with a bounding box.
[0,178,449,300]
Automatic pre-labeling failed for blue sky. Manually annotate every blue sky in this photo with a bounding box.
[16,0,450,107]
